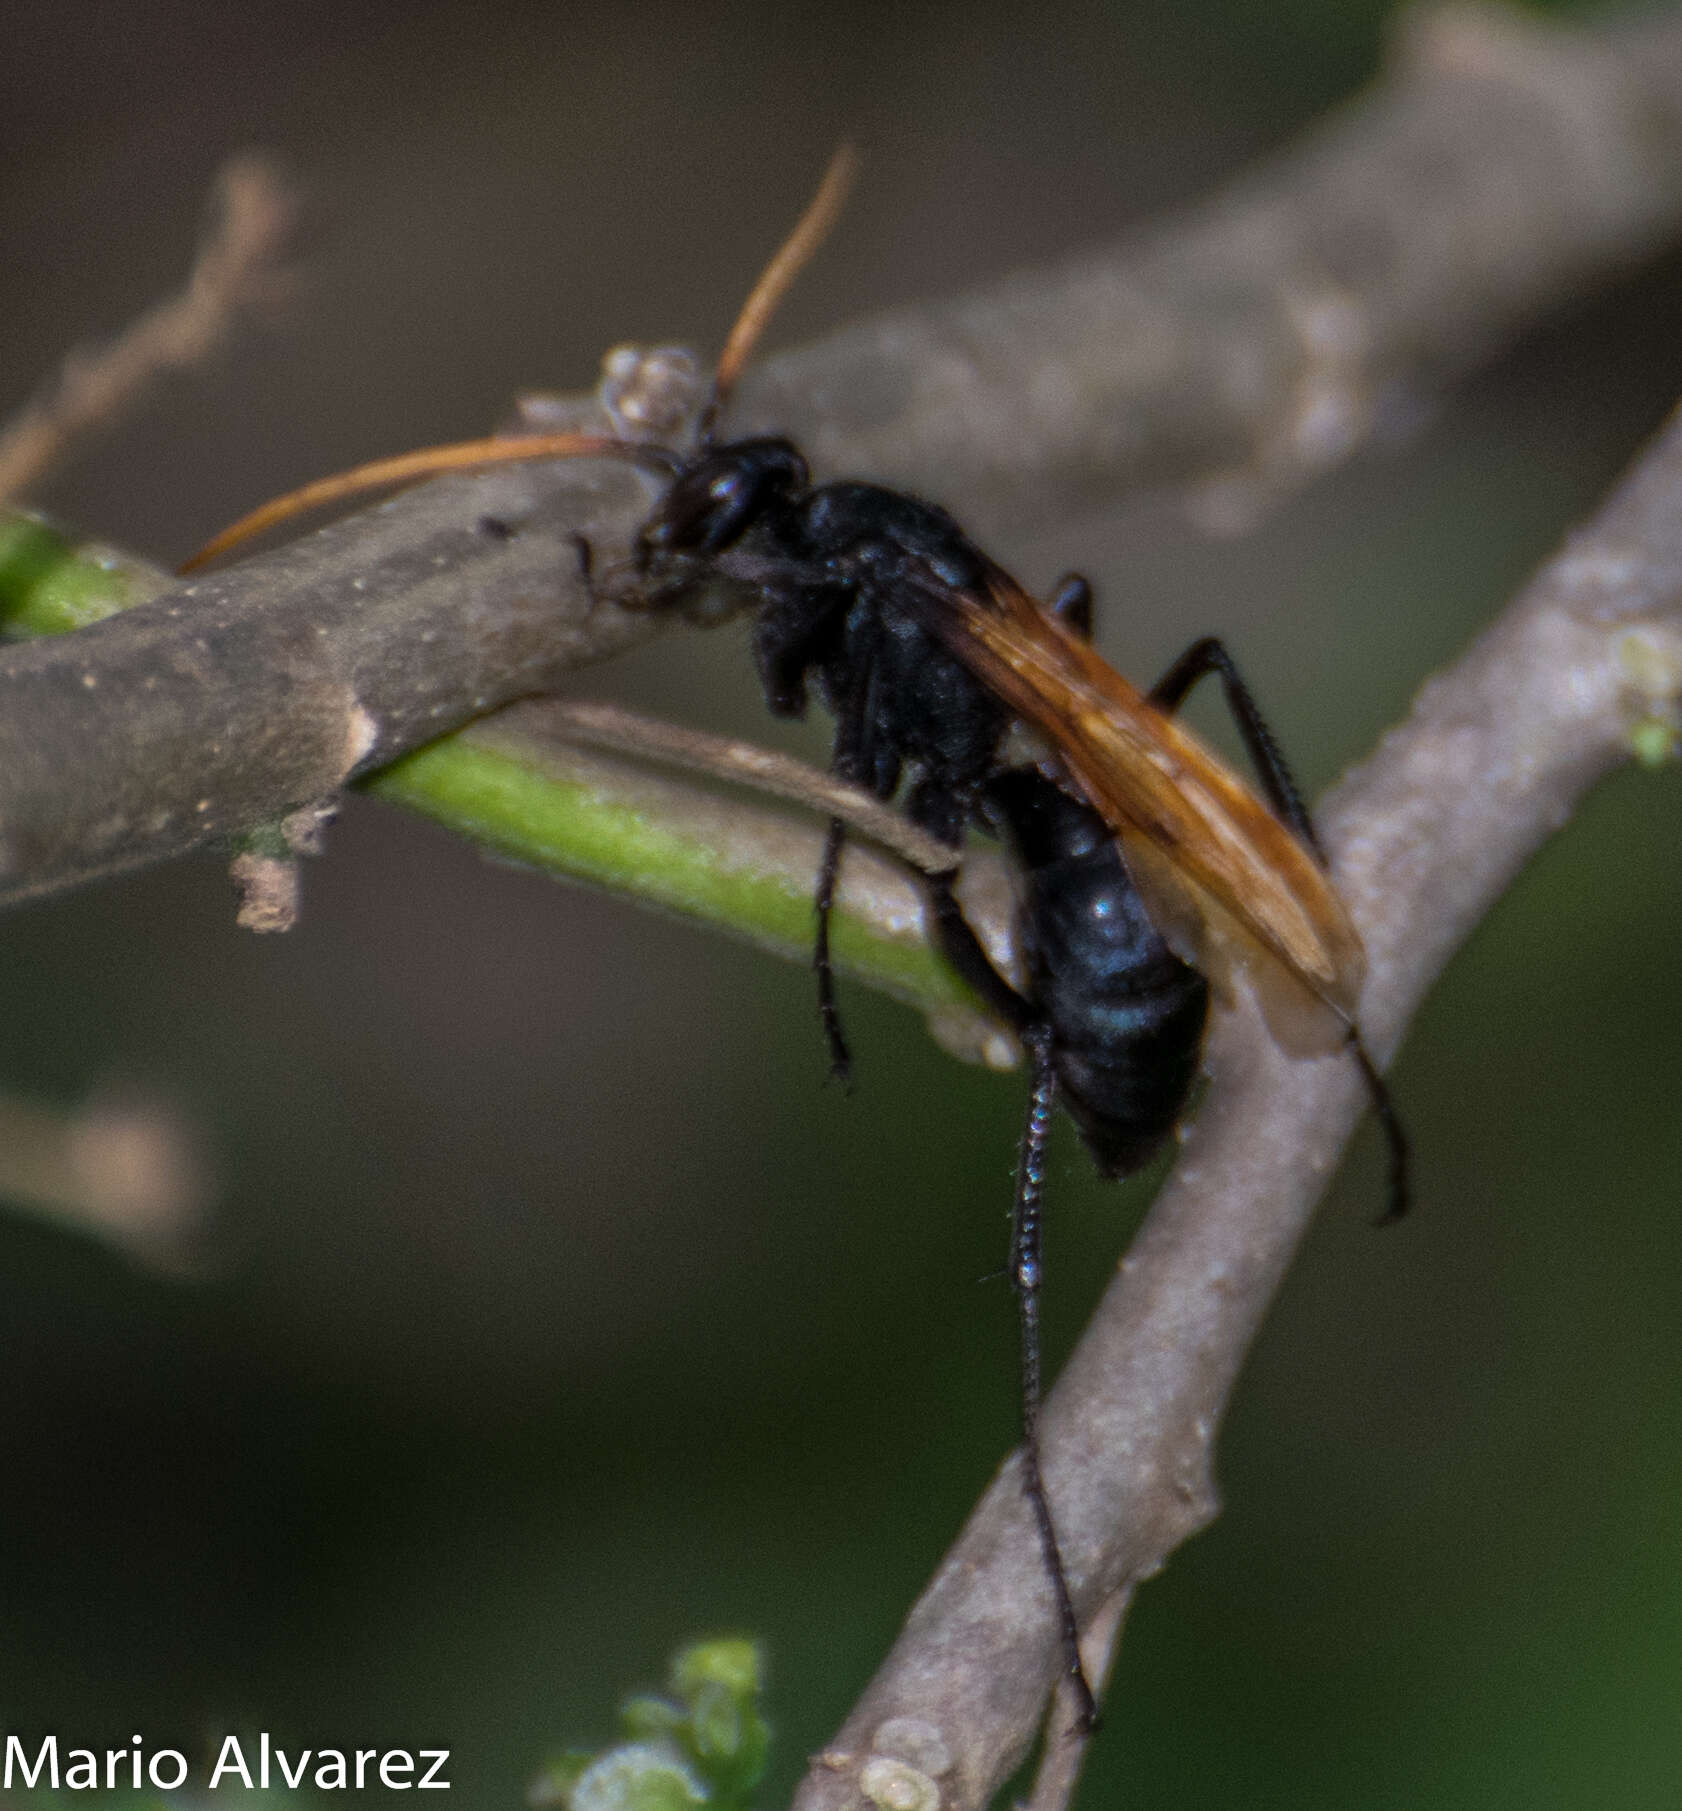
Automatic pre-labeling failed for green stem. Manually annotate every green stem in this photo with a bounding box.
[0,510,162,633]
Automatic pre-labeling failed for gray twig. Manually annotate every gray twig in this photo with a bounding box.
[524,699,962,878]
[0,154,302,505]
[792,403,1682,1811]
[0,454,663,907]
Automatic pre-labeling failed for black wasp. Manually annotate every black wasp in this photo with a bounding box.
[187,146,1408,1735]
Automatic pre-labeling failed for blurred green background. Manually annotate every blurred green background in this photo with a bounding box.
[4,0,1682,1804]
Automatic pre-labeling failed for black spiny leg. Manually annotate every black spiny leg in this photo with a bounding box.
[925,871,1033,1034]
[813,659,879,1087]
[1015,1027,1100,1736]
[1149,636,1410,1220]
[1350,1036,1410,1225]
[925,874,1097,1732]
[814,813,852,1084]
[1147,636,1319,854]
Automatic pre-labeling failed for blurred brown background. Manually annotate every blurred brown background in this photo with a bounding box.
[4,0,1682,1804]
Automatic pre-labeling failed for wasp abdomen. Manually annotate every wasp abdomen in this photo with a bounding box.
[987,768,1210,1180]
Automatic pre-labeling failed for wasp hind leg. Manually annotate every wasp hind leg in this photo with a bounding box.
[923,879,1099,1732]
[1147,637,1409,1220]
[1147,636,1319,853]
[1014,1025,1101,1736]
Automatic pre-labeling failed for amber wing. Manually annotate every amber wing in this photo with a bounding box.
[919,562,1366,1015]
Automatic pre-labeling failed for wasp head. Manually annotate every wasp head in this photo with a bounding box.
[636,437,810,570]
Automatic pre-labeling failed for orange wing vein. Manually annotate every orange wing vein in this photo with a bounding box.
[922,563,1365,1014]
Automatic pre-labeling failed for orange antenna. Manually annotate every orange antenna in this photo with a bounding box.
[179,432,660,572]
[700,141,859,441]
[181,142,858,573]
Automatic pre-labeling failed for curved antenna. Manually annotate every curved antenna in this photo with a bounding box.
[179,432,674,572]
[183,146,857,573]
[699,142,859,446]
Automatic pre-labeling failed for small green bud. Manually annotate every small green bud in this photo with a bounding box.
[569,1742,708,1811]
[1630,716,1678,767]
[1616,629,1682,767]
[687,1681,743,1764]
[671,1637,760,1703]
[621,1695,686,1742]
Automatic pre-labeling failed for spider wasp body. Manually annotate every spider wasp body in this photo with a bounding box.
[629,420,1404,1735]
[185,148,1408,1737]
[632,431,1224,1149]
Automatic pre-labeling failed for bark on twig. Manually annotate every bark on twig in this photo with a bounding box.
[0,454,663,906]
[792,405,1682,1811]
